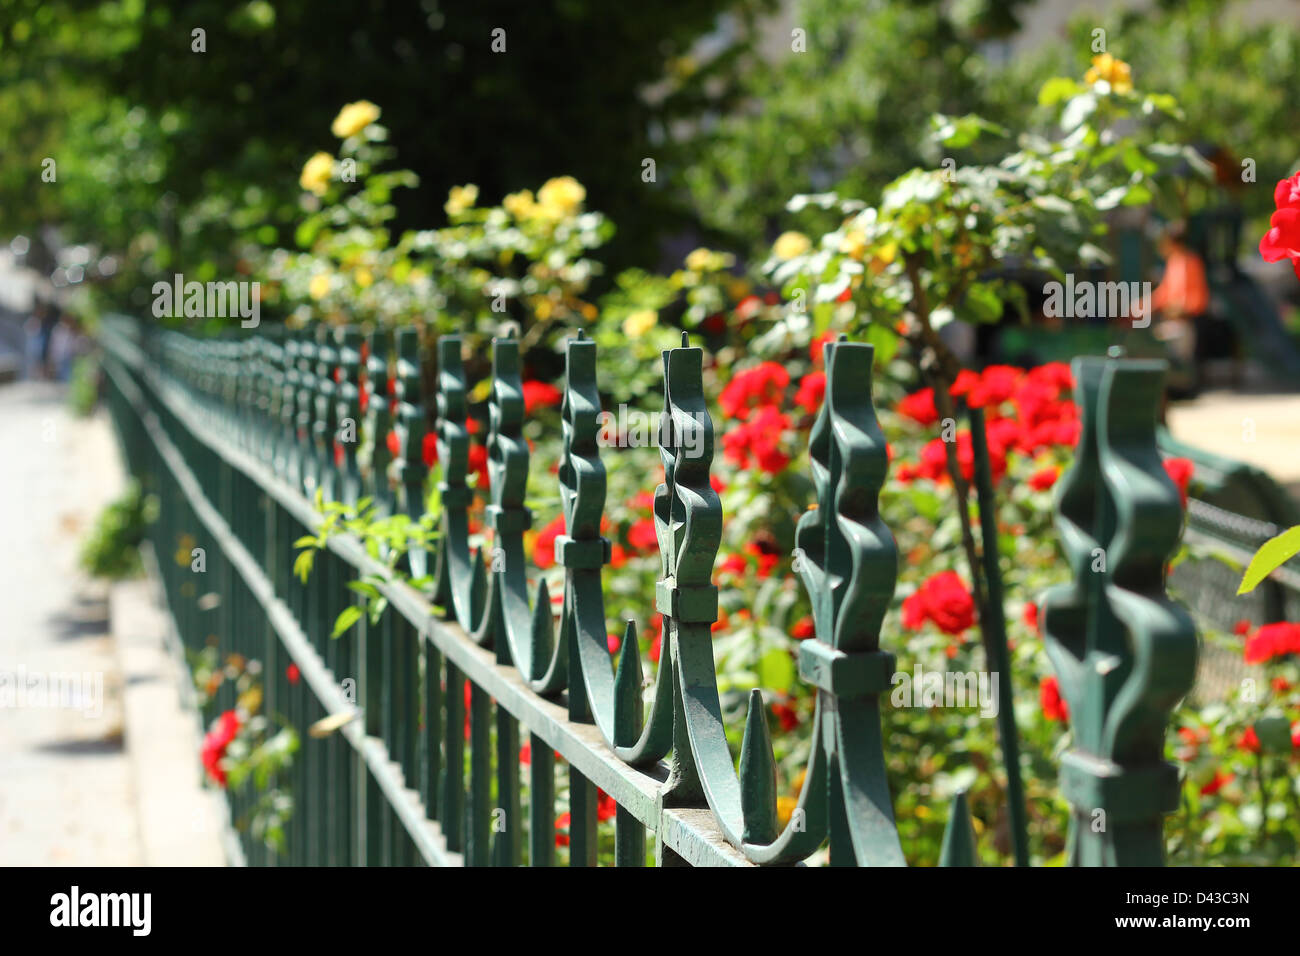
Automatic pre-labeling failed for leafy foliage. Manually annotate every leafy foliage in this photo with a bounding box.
[78,480,156,579]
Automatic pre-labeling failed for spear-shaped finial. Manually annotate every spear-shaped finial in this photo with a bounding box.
[613,620,643,748]
[938,790,978,866]
[739,689,778,845]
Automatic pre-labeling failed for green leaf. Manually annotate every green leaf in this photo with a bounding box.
[1037,77,1081,107]
[332,605,364,638]
[864,322,899,364]
[292,549,315,584]
[347,580,382,600]
[758,648,796,694]
[1237,525,1300,594]
[293,535,319,548]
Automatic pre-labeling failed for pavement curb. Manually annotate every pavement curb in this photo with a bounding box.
[111,550,239,867]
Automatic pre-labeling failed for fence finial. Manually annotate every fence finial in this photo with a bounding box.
[1042,356,1197,866]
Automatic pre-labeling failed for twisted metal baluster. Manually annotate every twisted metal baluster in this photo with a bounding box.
[394,328,429,579]
[280,333,300,488]
[366,327,394,513]
[335,326,363,507]
[296,331,318,496]
[263,327,284,469]
[431,335,486,631]
[313,325,338,503]
[478,334,556,677]
[553,333,673,758]
[1042,356,1197,866]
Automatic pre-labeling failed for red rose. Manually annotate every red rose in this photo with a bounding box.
[386,429,401,458]
[1276,172,1300,212]
[771,699,799,732]
[521,380,562,414]
[200,709,242,788]
[1244,621,1300,664]
[722,405,791,474]
[1161,457,1194,507]
[1233,619,1251,636]
[949,369,980,398]
[810,331,836,368]
[532,514,566,570]
[718,363,790,420]
[1039,676,1069,723]
[286,663,301,685]
[1022,602,1039,634]
[422,432,438,468]
[596,789,618,822]
[791,616,815,640]
[1200,770,1233,796]
[967,365,1022,408]
[794,371,826,414]
[718,553,747,578]
[1026,362,1073,392]
[901,570,975,636]
[467,444,489,489]
[897,388,939,426]
[626,518,658,553]
[1028,466,1059,491]
[1260,174,1300,279]
[1237,726,1260,753]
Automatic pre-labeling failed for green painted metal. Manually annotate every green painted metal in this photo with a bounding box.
[1041,355,1198,866]
[96,313,1201,868]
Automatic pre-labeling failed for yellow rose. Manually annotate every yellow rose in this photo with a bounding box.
[354,268,373,289]
[1084,53,1132,94]
[684,247,714,272]
[776,795,798,828]
[773,231,811,259]
[537,176,586,219]
[330,100,381,138]
[444,184,479,217]
[623,309,657,337]
[299,152,334,196]
[839,229,868,259]
[309,273,331,300]
[503,189,538,219]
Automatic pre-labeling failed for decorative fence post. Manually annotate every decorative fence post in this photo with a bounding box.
[366,327,393,511]
[1041,355,1198,866]
[312,325,338,503]
[335,326,363,507]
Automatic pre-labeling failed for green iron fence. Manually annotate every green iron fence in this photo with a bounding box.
[98,313,1198,867]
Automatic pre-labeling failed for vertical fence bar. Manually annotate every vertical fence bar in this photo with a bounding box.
[493,712,521,866]
[568,767,598,867]
[422,643,442,819]
[441,660,465,854]
[528,734,554,867]
[467,685,491,866]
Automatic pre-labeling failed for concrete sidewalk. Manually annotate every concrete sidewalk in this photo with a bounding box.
[0,382,225,865]
[1166,390,1300,503]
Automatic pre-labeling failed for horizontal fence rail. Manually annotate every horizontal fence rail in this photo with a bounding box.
[98,313,1198,867]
